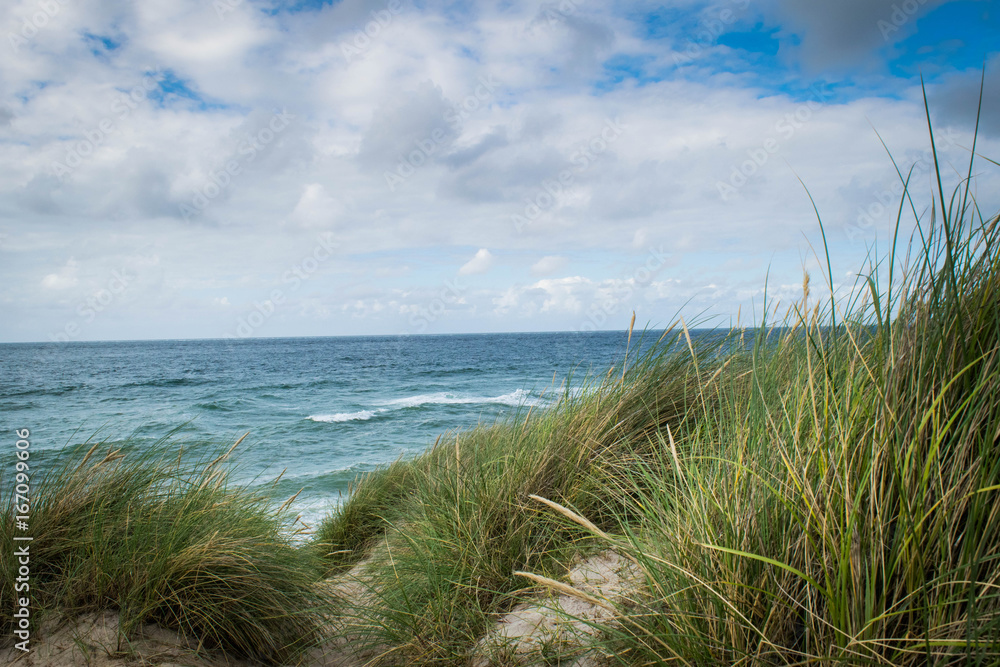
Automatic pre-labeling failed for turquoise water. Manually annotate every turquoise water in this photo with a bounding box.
[1,332,639,529]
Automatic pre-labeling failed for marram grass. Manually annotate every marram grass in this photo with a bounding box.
[314,94,1000,665]
[532,102,1000,663]
[0,434,334,664]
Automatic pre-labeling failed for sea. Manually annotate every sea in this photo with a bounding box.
[0,332,646,532]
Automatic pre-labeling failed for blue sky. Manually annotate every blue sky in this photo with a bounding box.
[0,0,997,342]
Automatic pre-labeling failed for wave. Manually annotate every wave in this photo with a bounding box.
[307,389,547,424]
[120,377,212,390]
[195,400,237,412]
[308,409,381,423]
[411,367,482,377]
[3,383,87,398]
[383,388,543,409]
[251,378,335,392]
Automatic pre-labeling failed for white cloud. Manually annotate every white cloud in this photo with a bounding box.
[287,184,346,228]
[459,248,495,275]
[531,255,568,276]
[0,0,996,340]
[41,258,79,289]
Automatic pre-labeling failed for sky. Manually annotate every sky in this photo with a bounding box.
[0,0,997,342]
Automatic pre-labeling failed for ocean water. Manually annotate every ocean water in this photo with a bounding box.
[0,332,640,530]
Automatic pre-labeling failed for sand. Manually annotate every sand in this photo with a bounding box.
[0,611,248,667]
[2,551,638,667]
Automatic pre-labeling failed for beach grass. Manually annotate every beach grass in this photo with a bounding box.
[0,434,334,664]
[313,93,1000,665]
[528,104,1000,664]
[3,92,998,666]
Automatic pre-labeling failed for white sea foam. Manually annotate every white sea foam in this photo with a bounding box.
[383,388,543,408]
[308,409,380,422]
[308,389,549,424]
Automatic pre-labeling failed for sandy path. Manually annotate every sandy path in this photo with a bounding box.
[2,551,637,667]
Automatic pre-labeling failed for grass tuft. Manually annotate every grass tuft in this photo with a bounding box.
[1,434,332,664]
